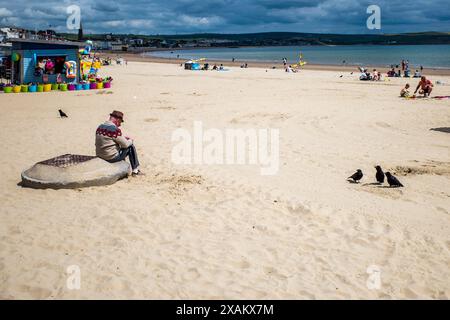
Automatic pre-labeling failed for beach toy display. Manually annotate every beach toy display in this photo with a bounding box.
[68,84,76,91]
[83,83,90,90]
[37,84,44,92]
[59,84,68,91]
[21,85,29,93]
[97,82,104,89]
[90,82,97,90]
[52,84,59,91]
[29,85,37,93]
[76,84,83,91]
[103,81,111,89]
[3,86,13,93]
[13,85,21,93]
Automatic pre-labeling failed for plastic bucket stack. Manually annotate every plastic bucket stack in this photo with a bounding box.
[43,84,52,92]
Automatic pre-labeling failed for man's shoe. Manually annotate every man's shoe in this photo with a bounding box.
[132,170,145,176]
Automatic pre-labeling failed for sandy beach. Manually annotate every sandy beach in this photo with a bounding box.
[0,61,449,299]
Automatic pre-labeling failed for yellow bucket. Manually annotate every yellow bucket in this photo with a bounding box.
[97,82,104,89]
[13,85,21,93]
[43,84,52,92]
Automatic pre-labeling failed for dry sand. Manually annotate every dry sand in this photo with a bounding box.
[0,61,449,299]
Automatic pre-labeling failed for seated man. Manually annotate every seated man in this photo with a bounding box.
[413,70,421,78]
[400,83,411,97]
[414,76,434,97]
[95,111,143,176]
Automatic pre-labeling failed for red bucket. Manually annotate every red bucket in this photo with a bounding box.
[90,82,98,90]
[103,82,111,89]
[68,84,76,91]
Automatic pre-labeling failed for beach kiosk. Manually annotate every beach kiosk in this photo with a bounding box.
[9,39,84,85]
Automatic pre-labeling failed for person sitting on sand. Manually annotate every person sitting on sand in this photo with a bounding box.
[400,83,411,97]
[414,76,434,97]
[95,111,143,176]
[387,68,396,77]
[413,70,421,78]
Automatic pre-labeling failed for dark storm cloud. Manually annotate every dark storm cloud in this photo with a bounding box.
[0,0,448,34]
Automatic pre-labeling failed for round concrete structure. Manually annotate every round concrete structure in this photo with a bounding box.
[21,154,130,189]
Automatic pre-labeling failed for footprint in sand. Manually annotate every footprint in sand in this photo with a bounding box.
[144,118,159,123]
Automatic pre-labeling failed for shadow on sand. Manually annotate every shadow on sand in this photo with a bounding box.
[430,127,450,134]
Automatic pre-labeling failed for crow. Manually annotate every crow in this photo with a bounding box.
[385,172,404,187]
[375,165,385,184]
[350,72,354,75]
[348,169,363,183]
[59,109,68,118]
[340,75,343,78]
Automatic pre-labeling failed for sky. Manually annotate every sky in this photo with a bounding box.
[0,0,449,35]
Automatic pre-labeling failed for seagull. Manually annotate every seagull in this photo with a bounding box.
[375,165,385,184]
[348,169,363,183]
[58,109,68,118]
[385,172,404,187]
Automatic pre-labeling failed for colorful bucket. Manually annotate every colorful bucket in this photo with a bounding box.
[37,85,44,92]
[83,83,90,90]
[29,85,37,93]
[59,84,68,91]
[90,82,97,90]
[52,84,59,90]
[21,85,29,93]
[13,86,21,93]
[43,84,52,92]
[103,82,111,89]
[68,84,76,91]
[3,86,13,93]
[97,82,104,89]
[76,84,83,91]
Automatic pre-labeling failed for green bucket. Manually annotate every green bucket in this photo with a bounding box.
[52,84,59,90]
[21,85,29,93]
[37,85,44,92]
[59,84,68,91]
[3,86,13,93]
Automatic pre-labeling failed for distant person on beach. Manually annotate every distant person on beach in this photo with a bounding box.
[95,111,143,176]
[414,76,434,97]
[413,70,421,78]
[400,83,411,97]
[396,69,402,77]
[283,58,287,66]
[387,68,396,77]
[401,60,405,71]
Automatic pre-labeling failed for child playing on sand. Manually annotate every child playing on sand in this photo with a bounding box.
[400,84,411,97]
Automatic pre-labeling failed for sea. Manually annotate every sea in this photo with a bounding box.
[146,45,450,69]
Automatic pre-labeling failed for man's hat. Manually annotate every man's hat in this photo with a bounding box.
[110,110,124,122]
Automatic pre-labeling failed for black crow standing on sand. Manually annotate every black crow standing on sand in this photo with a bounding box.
[348,169,363,183]
[385,172,404,187]
[375,165,385,184]
[59,109,68,118]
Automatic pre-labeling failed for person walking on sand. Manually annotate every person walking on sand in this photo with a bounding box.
[95,111,143,176]
[414,76,434,97]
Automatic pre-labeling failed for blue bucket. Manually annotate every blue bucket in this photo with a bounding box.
[83,83,90,90]
[29,85,37,92]
[76,84,83,91]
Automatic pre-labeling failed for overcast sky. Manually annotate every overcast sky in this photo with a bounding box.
[0,0,449,35]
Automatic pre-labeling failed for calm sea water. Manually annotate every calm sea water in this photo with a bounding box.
[146,45,450,69]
